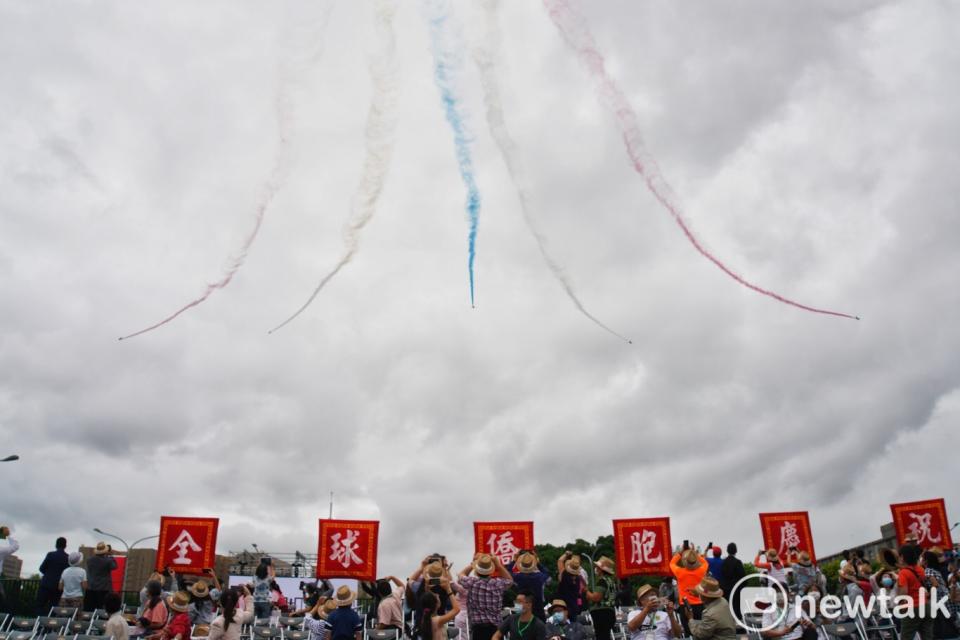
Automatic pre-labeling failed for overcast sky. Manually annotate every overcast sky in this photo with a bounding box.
[2,0,959,579]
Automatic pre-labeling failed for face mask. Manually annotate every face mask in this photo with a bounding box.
[882,577,894,588]
[551,613,566,624]
[512,604,524,615]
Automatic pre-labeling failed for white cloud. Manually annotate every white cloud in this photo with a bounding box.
[2,0,957,579]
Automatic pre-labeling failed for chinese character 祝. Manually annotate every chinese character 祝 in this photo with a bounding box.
[487,532,520,564]
[907,512,942,545]
[330,530,364,568]
[778,521,801,554]
[168,530,202,566]
[630,530,663,566]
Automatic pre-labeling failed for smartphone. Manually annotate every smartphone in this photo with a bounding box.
[429,578,441,588]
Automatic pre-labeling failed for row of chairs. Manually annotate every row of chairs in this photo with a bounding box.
[0,615,114,638]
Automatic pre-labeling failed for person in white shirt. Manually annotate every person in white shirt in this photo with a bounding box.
[626,585,681,640]
[761,591,814,640]
[0,526,19,613]
[59,552,88,607]
[104,592,131,640]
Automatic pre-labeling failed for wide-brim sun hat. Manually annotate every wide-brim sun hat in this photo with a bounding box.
[189,581,210,598]
[517,552,538,573]
[798,551,812,566]
[474,554,495,576]
[168,591,191,613]
[425,562,444,580]
[335,585,356,606]
[636,584,655,601]
[765,549,780,562]
[682,549,702,569]
[94,541,110,555]
[595,556,616,575]
[694,576,724,599]
[564,557,582,576]
[548,599,568,613]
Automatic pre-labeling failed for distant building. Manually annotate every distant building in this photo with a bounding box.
[819,522,898,564]
[79,545,234,591]
[2,553,22,578]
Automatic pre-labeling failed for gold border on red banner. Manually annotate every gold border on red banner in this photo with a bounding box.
[890,499,953,549]
[316,519,380,581]
[758,511,816,563]
[473,521,534,558]
[155,516,219,574]
[612,517,672,577]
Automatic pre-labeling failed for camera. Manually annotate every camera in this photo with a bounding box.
[428,578,442,588]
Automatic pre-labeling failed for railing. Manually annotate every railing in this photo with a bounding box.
[0,579,141,617]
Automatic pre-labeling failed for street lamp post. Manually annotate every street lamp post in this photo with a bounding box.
[93,528,160,595]
[1,455,18,462]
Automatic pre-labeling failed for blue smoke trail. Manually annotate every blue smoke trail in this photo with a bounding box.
[425,0,480,307]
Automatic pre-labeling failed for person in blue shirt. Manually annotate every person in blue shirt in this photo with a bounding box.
[37,537,70,613]
[324,586,363,640]
[509,551,551,621]
[706,546,724,582]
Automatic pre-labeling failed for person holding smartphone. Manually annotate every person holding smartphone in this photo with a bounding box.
[760,589,812,640]
[626,585,681,640]
[252,560,275,620]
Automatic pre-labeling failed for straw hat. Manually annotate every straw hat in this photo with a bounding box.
[564,557,582,576]
[425,562,445,580]
[189,581,211,598]
[765,549,780,563]
[693,576,724,600]
[797,551,812,566]
[595,556,616,576]
[681,549,702,569]
[517,552,538,573]
[94,541,111,555]
[636,584,655,601]
[168,591,191,613]
[335,585,356,606]
[322,599,338,615]
[474,554,495,576]
[548,599,568,613]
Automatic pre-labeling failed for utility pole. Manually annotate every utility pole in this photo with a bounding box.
[329,491,333,519]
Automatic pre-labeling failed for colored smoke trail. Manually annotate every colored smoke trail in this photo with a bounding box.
[425,0,481,308]
[474,0,631,344]
[268,0,400,334]
[542,0,859,321]
[119,93,292,341]
[119,6,334,341]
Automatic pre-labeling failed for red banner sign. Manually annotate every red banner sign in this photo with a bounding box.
[111,556,126,592]
[891,499,953,549]
[612,517,672,577]
[316,519,379,581]
[759,512,816,563]
[155,516,219,574]
[473,521,534,566]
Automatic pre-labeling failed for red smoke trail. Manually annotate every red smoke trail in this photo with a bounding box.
[543,0,858,321]
[118,120,288,341]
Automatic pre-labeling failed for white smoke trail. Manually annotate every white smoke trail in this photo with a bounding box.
[472,0,632,343]
[269,0,400,334]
